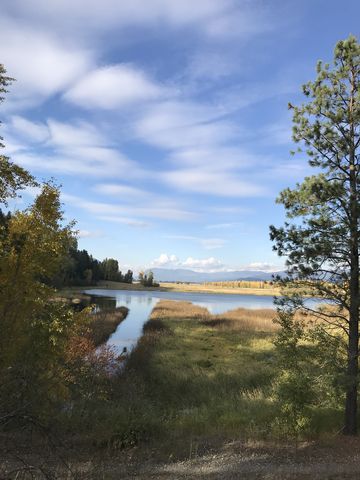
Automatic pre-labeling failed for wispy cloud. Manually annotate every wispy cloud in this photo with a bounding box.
[63,194,196,221]
[3,0,251,38]
[242,262,284,273]
[0,17,92,109]
[6,117,141,179]
[77,229,104,238]
[162,169,267,197]
[64,64,169,110]
[134,100,233,150]
[11,116,49,142]
[165,235,226,250]
[93,183,151,199]
[206,222,242,229]
[97,216,150,228]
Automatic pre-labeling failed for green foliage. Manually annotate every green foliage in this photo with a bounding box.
[0,184,89,421]
[49,244,133,287]
[0,64,36,203]
[270,35,360,434]
[272,311,314,438]
[139,270,159,287]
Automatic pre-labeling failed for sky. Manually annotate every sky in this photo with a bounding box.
[1,0,359,274]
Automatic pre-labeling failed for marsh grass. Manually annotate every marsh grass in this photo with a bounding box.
[109,300,280,453]
[89,306,129,346]
[88,280,281,295]
[23,299,344,467]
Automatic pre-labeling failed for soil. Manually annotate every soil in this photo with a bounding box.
[3,437,360,479]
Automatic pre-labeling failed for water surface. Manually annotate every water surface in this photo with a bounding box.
[84,288,277,353]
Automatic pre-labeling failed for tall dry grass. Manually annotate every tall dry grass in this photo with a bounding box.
[203,280,274,289]
[89,306,129,346]
[150,300,278,332]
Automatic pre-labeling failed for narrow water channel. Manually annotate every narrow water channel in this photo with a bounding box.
[84,289,278,353]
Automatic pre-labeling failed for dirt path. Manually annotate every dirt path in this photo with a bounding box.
[80,439,360,480]
[2,440,360,479]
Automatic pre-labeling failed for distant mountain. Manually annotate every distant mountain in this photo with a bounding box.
[146,268,283,283]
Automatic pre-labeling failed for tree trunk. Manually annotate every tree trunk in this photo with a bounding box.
[344,270,359,434]
[344,85,359,434]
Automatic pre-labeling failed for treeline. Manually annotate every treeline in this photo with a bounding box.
[55,245,133,287]
[203,280,274,289]
[0,210,133,287]
[139,270,159,287]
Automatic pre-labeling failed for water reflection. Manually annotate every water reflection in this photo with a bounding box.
[72,295,116,312]
[83,288,279,353]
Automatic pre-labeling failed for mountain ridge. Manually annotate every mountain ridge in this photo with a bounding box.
[146,267,282,283]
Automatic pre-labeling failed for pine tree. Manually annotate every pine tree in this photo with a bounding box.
[270,36,360,435]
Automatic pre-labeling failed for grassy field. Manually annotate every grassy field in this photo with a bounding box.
[105,300,344,456]
[86,280,281,296]
[1,300,350,478]
[112,300,280,455]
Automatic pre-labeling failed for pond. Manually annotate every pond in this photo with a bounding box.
[83,288,279,353]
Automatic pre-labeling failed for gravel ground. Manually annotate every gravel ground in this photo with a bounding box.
[2,438,360,479]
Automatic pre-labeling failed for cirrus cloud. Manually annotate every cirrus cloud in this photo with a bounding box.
[64,64,168,110]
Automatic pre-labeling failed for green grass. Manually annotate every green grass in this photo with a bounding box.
[112,301,279,451]
[61,300,344,457]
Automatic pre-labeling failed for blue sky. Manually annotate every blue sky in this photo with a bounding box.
[1,0,359,274]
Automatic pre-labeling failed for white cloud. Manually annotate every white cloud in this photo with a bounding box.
[7,117,141,179]
[204,6,273,38]
[206,222,242,229]
[134,101,269,198]
[77,229,104,238]
[97,216,150,228]
[64,64,166,110]
[151,253,180,267]
[94,183,151,199]
[183,256,224,270]
[4,0,237,36]
[10,117,107,149]
[63,194,196,221]
[11,116,49,142]
[169,147,255,169]
[13,147,136,178]
[151,253,225,272]
[165,235,226,250]
[150,255,284,273]
[242,262,283,272]
[162,169,267,197]
[0,17,92,107]
[47,119,106,148]
[135,100,234,150]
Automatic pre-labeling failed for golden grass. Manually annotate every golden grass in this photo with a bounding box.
[150,300,210,320]
[158,282,281,296]
[204,280,275,288]
[58,280,281,296]
[150,300,278,332]
[89,306,128,346]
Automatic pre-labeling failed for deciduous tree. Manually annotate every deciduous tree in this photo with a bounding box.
[0,64,35,203]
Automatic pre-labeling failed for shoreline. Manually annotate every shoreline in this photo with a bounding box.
[90,306,129,347]
[59,280,280,297]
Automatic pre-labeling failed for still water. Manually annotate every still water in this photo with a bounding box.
[84,288,278,353]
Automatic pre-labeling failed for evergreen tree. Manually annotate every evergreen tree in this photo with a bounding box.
[123,269,133,284]
[270,36,360,435]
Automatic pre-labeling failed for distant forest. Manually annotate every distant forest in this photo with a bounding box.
[0,210,133,287]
